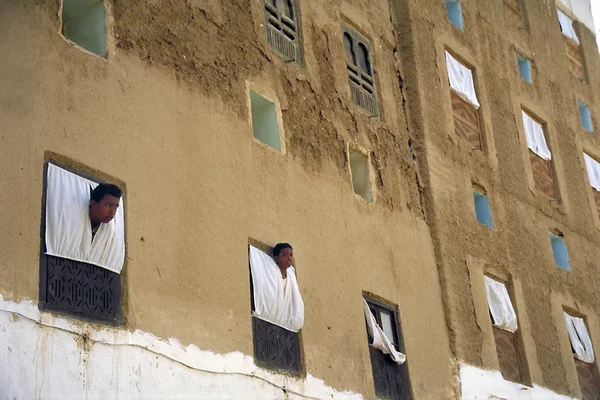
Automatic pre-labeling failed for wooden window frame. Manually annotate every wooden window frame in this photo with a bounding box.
[364,296,412,400]
[343,24,379,116]
[523,112,558,199]
[39,161,123,324]
[575,359,600,400]
[492,326,524,384]
[450,90,483,151]
[263,0,302,64]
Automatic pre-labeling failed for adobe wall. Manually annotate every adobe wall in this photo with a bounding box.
[391,0,600,397]
[0,0,454,397]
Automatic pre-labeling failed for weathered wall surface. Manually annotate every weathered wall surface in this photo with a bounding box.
[392,0,600,397]
[0,0,454,398]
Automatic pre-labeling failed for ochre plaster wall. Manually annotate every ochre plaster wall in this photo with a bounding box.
[0,0,454,398]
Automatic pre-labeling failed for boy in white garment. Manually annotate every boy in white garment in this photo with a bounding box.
[272,243,294,279]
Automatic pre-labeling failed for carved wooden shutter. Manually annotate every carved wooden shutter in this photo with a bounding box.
[575,359,600,400]
[492,327,523,384]
[451,91,483,150]
[263,0,301,64]
[565,38,584,79]
[252,317,302,374]
[529,150,557,199]
[343,25,378,116]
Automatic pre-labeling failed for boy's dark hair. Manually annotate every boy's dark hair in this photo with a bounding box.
[91,183,122,202]
[273,243,293,256]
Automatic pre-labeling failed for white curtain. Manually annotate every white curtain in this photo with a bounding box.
[445,51,480,108]
[522,111,552,161]
[484,276,518,333]
[564,312,595,363]
[45,164,125,274]
[362,299,406,364]
[584,153,600,191]
[557,9,580,44]
[249,245,304,333]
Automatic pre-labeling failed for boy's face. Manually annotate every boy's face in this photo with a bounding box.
[90,194,120,224]
[274,247,294,269]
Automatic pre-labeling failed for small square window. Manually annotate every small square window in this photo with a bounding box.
[473,190,494,229]
[249,90,282,151]
[61,0,108,57]
[517,54,532,83]
[446,0,463,30]
[578,100,593,132]
[549,232,570,271]
[349,149,373,202]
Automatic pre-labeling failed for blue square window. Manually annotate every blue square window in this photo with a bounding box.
[517,53,532,83]
[446,0,463,30]
[473,191,494,229]
[549,233,570,271]
[578,100,593,133]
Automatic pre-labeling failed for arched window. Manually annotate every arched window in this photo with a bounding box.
[344,32,356,66]
[358,43,371,76]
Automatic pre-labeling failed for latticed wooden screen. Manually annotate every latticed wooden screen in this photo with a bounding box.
[450,91,483,150]
[575,359,600,400]
[492,327,523,384]
[40,254,121,322]
[529,150,557,199]
[263,0,301,64]
[252,317,301,375]
[343,25,378,116]
[565,38,584,79]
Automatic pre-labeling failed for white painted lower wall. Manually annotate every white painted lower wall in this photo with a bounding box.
[0,295,361,400]
[459,363,576,400]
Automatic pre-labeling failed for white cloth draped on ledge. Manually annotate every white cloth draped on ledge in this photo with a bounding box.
[484,276,518,333]
[45,163,125,274]
[584,153,600,191]
[522,111,552,161]
[249,245,304,333]
[557,8,579,44]
[564,312,595,363]
[445,51,480,108]
[362,299,406,364]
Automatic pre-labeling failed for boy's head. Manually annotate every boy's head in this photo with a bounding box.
[273,243,293,269]
[89,183,122,224]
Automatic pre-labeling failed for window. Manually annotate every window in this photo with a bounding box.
[549,232,570,271]
[363,296,411,400]
[517,53,532,83]
[557,9,584,79]
[249,245,302,374]
[445,0,463,30]
[583,153,600,214]
[563,312,600,400]
[349,148,373,202]
[40,162,123,323]
[445,51,483,150]
[61,0,108,57]
[249,90,282,151]
[579,101,593,132]
[484,276,524,384]
[522,110,557,199]
[342,24,378,116]
[473,190,494,229]
[262,0,301,63]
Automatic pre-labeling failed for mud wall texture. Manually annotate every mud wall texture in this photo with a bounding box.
[0,0,455,398]
[390,0,600,397]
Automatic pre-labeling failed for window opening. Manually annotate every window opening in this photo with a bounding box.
[61,0,108,57]
[445,51,483,150]
[563,312,600,400]
[445,0,463,30]
[557,9,584,79]
[349,148,373,202]
[522,110,557,199]
[549,232,570,271]
[363,296,411,400]
[263,0,301,63]
[343,24,378,116]
[579,101,593,132]
[517,53,532,83]
[473,190,494,229]
[249,90,282,151]
[483,276,524,384]
[583,153,600,215]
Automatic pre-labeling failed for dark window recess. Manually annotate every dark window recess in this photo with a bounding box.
[263,0,301,63]
[492,326,524,384]
[249,252,302,375]
[343,25,378,116]
[39,162,122,324]
[364,297,412,400]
